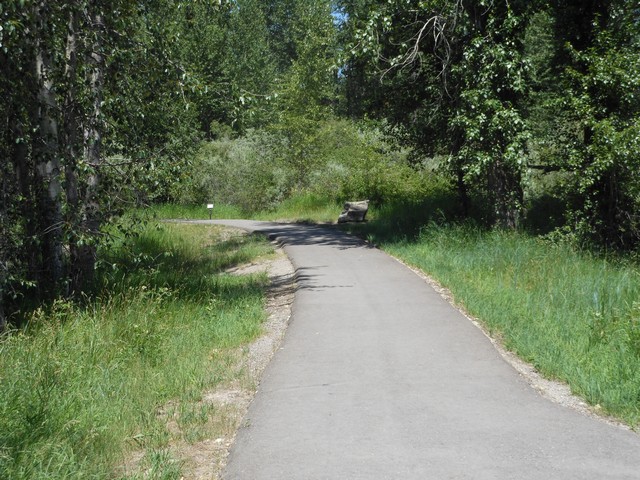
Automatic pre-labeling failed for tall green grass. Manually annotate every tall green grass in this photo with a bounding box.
[250,175,454,226]
[253,192,342,223]
[149,203,244,220]
[385,225,640,426]
[0,223,274,479]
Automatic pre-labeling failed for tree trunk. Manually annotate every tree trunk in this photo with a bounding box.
[13,119,41,286]
[451,131,470,218]
[63,7,84,294]
[34,2,65,294]
[490,161,523,230]
[75,7,106,290]
[0,297,5,333]
[456,167,470,218]
[1,127,10,332]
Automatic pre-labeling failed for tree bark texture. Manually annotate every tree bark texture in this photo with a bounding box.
[489,160,523,230]
[63,8,84,293]
[75,7,106,289]
[34,2,65,293]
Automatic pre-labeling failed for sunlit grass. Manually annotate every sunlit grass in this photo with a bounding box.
[149,203,244,220]
[152,193,346,224]
[254,192,343,223]
[0,222,274,479]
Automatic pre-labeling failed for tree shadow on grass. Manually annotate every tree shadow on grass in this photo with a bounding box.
[98,230,272,306]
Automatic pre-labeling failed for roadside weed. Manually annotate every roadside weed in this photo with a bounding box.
[0,223,273,479]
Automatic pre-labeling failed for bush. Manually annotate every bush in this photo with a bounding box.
[178,117,446,215]
[177,130,294,213]
[277,118,438,206]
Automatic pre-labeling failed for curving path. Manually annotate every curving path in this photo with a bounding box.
[202,220,639,479]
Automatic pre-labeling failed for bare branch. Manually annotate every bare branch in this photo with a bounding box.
[379,0,464,82]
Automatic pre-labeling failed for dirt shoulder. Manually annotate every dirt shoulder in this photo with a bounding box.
[162,243,296,480]
[201,246,294,479]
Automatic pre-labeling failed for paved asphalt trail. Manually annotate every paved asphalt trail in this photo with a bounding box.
[205,220,640,479]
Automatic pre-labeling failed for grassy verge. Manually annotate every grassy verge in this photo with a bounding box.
[152,193,345,224]
[383,225,640,427]
[149,203,244,220]
[0,222,275,479]
[253,192,342,223]
[150,196,341,224]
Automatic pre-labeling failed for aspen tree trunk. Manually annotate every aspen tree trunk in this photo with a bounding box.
[75,6,106,288]
[451,131,470,217]
[8,120,36,328]
[34,1,65,293]
[0,139,8,331]
[63,7,84,293]
[13,119,41,282]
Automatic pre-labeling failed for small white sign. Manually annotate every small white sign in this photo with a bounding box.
[207,204,214,209]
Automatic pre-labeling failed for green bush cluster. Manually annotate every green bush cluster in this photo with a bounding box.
[179,118,442,214]
[175,130,293,213]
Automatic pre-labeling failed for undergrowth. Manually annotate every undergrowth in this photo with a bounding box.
[0,223,274,479]
[253,192,341,223]
[148,203,243,221]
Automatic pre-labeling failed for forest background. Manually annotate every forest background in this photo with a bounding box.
[2,0,640,324]
[2,0,640,326]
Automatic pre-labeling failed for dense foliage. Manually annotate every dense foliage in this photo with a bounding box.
[179,119,434,212]
[340,0,640,243]
[0,0,337,327]
[1,0,208,327]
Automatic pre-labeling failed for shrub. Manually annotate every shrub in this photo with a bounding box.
[177,130,294,213]
[178,117,445,215]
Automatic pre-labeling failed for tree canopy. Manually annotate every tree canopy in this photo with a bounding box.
[341,0,640,241]
[0,0,336,327]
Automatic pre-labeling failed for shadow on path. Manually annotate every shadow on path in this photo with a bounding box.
[255,222,371,250]
[170,219,371,250]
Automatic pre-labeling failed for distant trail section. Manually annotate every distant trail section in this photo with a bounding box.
[193,220,640,480]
